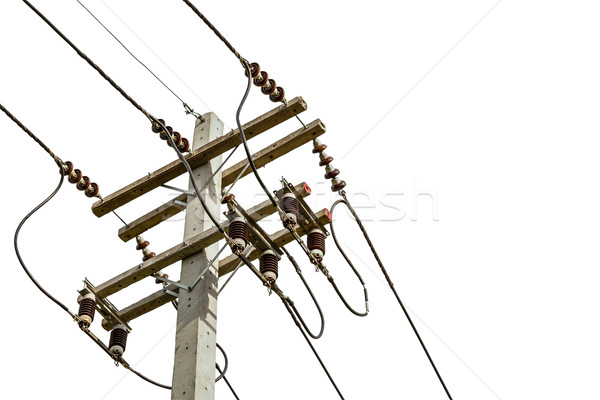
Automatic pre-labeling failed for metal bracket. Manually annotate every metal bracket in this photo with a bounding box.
[79,279,132,333]
[152,273,191,291]
[225,199,282,258]
[161,183,195,196]
[280,177,329,236]
[163,288,180,298]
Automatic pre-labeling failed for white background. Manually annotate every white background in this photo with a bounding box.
[1,1,599,399]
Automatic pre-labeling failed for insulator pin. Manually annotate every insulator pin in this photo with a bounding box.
[77,293,96,328]
[109,324,128,356]
[307,229,326,259]
[281,193,299,223]
[228,217,248,251]
[259,250,279,282]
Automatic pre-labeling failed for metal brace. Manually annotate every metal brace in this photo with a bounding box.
[151,273,191,291]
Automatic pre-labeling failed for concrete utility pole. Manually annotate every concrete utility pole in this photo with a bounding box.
[171,112,223,400]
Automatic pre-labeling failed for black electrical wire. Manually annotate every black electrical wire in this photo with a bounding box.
[1,102,58,161]
[23,0,155,122]
[328,199,370,317]
[14,167,73,317]
[281,246,325,339]
[335,191,453,400]
[181,0,246,65]
[281,298,345,399]
[215,343,228,382]
[216,364,241,400]
[76,0,202,119]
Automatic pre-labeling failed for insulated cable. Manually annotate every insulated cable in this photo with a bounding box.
[336,190,454,400]
[281,246,325,339]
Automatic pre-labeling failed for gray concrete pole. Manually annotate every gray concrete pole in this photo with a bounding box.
[171,112,223,400]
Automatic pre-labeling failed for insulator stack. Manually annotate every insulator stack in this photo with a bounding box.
[77,293,96,328]
[136,235,155,262]
[307,229,326,259]
[109,324,128,356]
[281,193,299,223]
[151,118,190,152]
[61,161,101,198]
[228,217,248,251]
[259,250,279,282]
[245,62,285,103]
[311,139,346,192]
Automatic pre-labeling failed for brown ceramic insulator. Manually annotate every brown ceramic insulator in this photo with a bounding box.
[159,131,168,140]
[324,168,340,179]
[261,79,276,95]
[62,161,74,176]
[221,194,235,204]
[136,240,150,250]
[244,62,260,78]
[77,297,96,327]
[259,252,279,280]
[109,327,128,355]
[253,71,268,86]
[269,87,285,102]
[228,219,248,247]
[152,119,165,133]
[155,273,169,284]
[319,157,334,167]
[167,132,182,148]
[281,195,299,220]
[68,169,82,184]
[84,182,100,198]
[142,252,156,261]
[76,176,91,191]
[331,180,347,192]
[312,144,327,154]
[307,230,326,256]
[178,138,190,152]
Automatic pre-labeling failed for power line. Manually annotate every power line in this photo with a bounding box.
[75,0,202,119]
[334,191,454,400]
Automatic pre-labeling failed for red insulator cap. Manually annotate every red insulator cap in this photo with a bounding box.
[331,180,347,192]
[76,176,91,191]
[62,161,74,176]
[85,182,100,198]
[178,138,190,152]
[319,157,334,167]
[253,71,268,86]
[244,62,260,78]
[142,252,156,261]
[167,132,182,147]
[221,194,235,204]
[155,273,169,284]
[68,169,82,184]
[152,119,165,133]
[136,240,150,250]
[269,87,285,103]
[261,79,277,95]
[312,144,327,154]
[324,168,340,179]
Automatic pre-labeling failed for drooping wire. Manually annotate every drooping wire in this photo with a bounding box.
[335,191,453,400]
[281,246,325,339]
[12,157,170,390]
[75,0,202,119]
[14,168,73,317]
